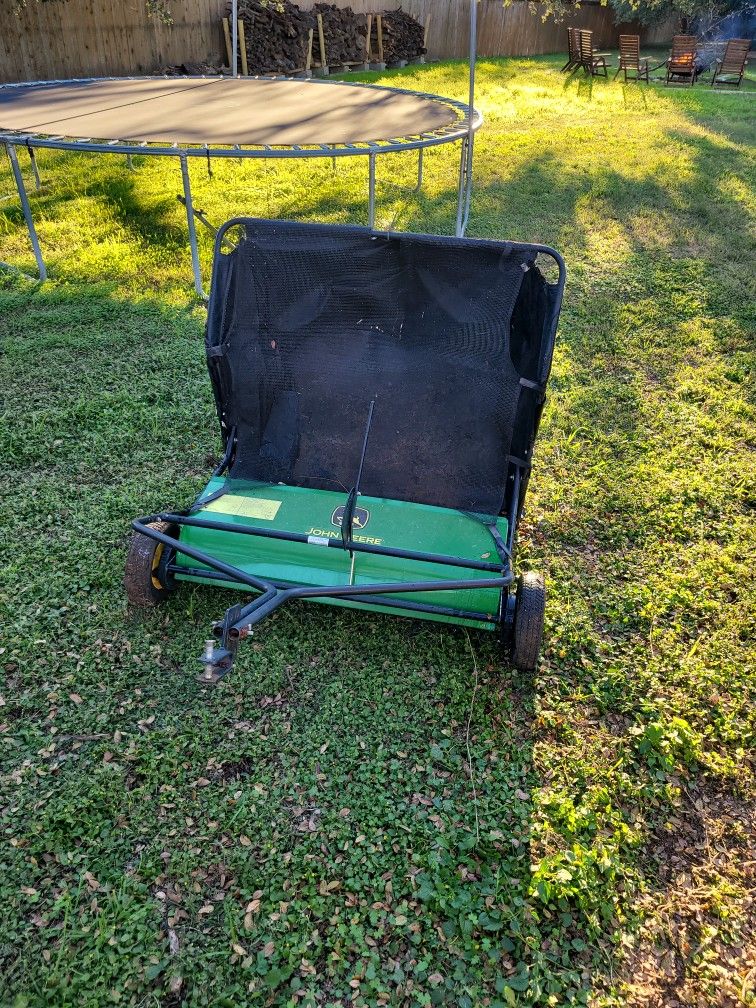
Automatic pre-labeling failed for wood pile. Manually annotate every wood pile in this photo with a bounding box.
[371,8,425,63]
[162,61,222,76]
[229,0,315,74]
[218,2,426,75]
[313,4,367,65]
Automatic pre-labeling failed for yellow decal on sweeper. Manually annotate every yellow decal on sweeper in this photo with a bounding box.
[203,496,282,521]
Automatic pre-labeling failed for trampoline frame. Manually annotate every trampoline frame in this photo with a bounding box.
[1,74,481,298]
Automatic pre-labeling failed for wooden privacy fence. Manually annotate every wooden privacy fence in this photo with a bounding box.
[0,0,673,83]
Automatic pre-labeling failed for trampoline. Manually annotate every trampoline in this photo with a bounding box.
[0,74,482,296]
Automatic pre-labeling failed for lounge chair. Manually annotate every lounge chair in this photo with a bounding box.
[666,35,698,86]
[711,38,751,87]
[579,30,609,77]
[614,34,650,82]
[561,27,581,72]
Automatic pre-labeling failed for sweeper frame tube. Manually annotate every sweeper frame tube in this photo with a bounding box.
[131,513,514,630]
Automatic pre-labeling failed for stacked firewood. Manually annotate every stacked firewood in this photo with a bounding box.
[162,61,222,76]
[223,2,425,74]
[229,0,315,74]
[313,4,368,65]
[371,8,425,63]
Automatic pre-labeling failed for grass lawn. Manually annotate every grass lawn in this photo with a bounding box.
[1,55,754,1008]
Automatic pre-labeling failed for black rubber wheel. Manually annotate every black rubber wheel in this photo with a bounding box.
[510,572,545,671]
[124,520,177,608]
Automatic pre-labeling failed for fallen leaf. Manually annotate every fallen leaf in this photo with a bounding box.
[262,940,275,957]
[69,693,83,705]
[83,871,100,891]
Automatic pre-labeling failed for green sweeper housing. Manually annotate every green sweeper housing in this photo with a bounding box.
[126,218,565,680]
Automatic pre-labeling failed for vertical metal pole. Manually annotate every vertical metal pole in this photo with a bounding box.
[180,155,206,300]
[416,147,424,191]
[455,137,467,237]
[126,154,134,171]
[457,0,477,236]
[232,0,238,78]
[7,145,47,281]
[28,146,42,190]
[368,153,376,229]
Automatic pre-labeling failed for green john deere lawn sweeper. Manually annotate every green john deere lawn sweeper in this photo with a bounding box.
[126,218,565,681]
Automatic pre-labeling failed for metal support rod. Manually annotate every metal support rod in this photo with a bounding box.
[457,0,477,237]
[227,575,511,632]
[6,144,46,281]
[455,137,468,237]
[126,154,134,171]
[368,152,376,228]
[416,147,424,190]
[134,516,511,631]
[168,566,498,624]
[143,511,505,572]
[232,0,238,78]
[28,146,42,190]
[179,155,206,300]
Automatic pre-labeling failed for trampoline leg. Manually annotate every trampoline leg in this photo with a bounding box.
[461,138,474,235]
[368,153,376,229]
[455,138,468,238]
[28,147,42,191]
[6,145,47,282]
[416,148,424,191]
[455,136,474,238]
[180,155,206,300]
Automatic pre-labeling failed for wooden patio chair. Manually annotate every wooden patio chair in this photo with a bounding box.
[614,34,650,82]
[561,27,581,72]
[579,29,609,77]
[711,38,751,87]
[666,35,698,86]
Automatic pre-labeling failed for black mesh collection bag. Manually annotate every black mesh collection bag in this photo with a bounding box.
[206,219,563,518]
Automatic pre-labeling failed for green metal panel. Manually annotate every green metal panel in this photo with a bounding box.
[174,479,508,629]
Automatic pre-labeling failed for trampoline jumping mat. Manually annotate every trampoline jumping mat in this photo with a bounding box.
[0,77,463,147]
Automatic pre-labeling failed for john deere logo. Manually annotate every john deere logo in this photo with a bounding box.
[331,505,370,531]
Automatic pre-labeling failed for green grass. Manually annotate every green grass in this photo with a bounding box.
[1,55,754,1007]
